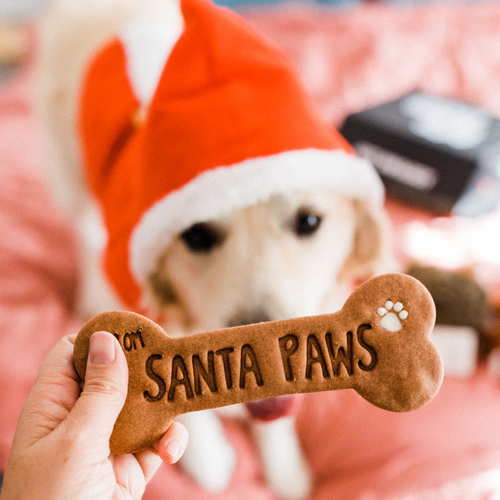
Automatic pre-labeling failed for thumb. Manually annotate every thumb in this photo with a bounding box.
[66,331,129,451]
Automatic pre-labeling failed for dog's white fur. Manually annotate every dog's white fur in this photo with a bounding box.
[36,1,393,498]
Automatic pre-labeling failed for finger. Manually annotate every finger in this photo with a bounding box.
[156,421,189,465]
[63,331,128,452]
[112,453,150,499]
[134,421,189,485]
[12,335,81,449]
[132,449,163,486]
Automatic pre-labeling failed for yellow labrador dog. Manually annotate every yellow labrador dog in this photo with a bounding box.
[36,0,392,498]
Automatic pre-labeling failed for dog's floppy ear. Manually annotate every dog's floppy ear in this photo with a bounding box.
[339,200,396,283]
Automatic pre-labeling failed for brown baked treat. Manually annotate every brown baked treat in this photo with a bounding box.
[73,273,443,455]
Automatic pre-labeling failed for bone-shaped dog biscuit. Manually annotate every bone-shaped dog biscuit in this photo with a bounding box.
[73,273,443,455]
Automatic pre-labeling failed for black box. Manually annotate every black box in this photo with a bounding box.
[340,92,500,216]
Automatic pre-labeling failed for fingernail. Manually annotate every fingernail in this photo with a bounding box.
[165,439,181,461]
[89,332,116,365]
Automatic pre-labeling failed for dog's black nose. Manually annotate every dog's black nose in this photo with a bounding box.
[227,310,272,328]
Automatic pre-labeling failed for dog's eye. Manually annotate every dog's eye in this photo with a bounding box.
[294,209,322,237]
[181,222,225,252]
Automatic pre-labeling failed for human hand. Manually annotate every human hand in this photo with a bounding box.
[0,331,188,500]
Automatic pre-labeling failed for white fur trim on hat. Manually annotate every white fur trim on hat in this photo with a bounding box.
[129,148,384,285]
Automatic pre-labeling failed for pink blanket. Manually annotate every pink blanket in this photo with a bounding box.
[2,3,500,498]
[243,0,500,127]
[0,58,81,467]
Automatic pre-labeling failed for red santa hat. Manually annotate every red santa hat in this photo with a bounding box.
[79,0,384,308]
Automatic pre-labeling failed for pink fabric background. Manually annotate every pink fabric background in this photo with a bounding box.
[2,2,500,498]
[243,1,500,127]
[0,60,81,469]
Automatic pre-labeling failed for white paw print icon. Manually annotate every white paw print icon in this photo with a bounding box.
[377,300,408,332]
